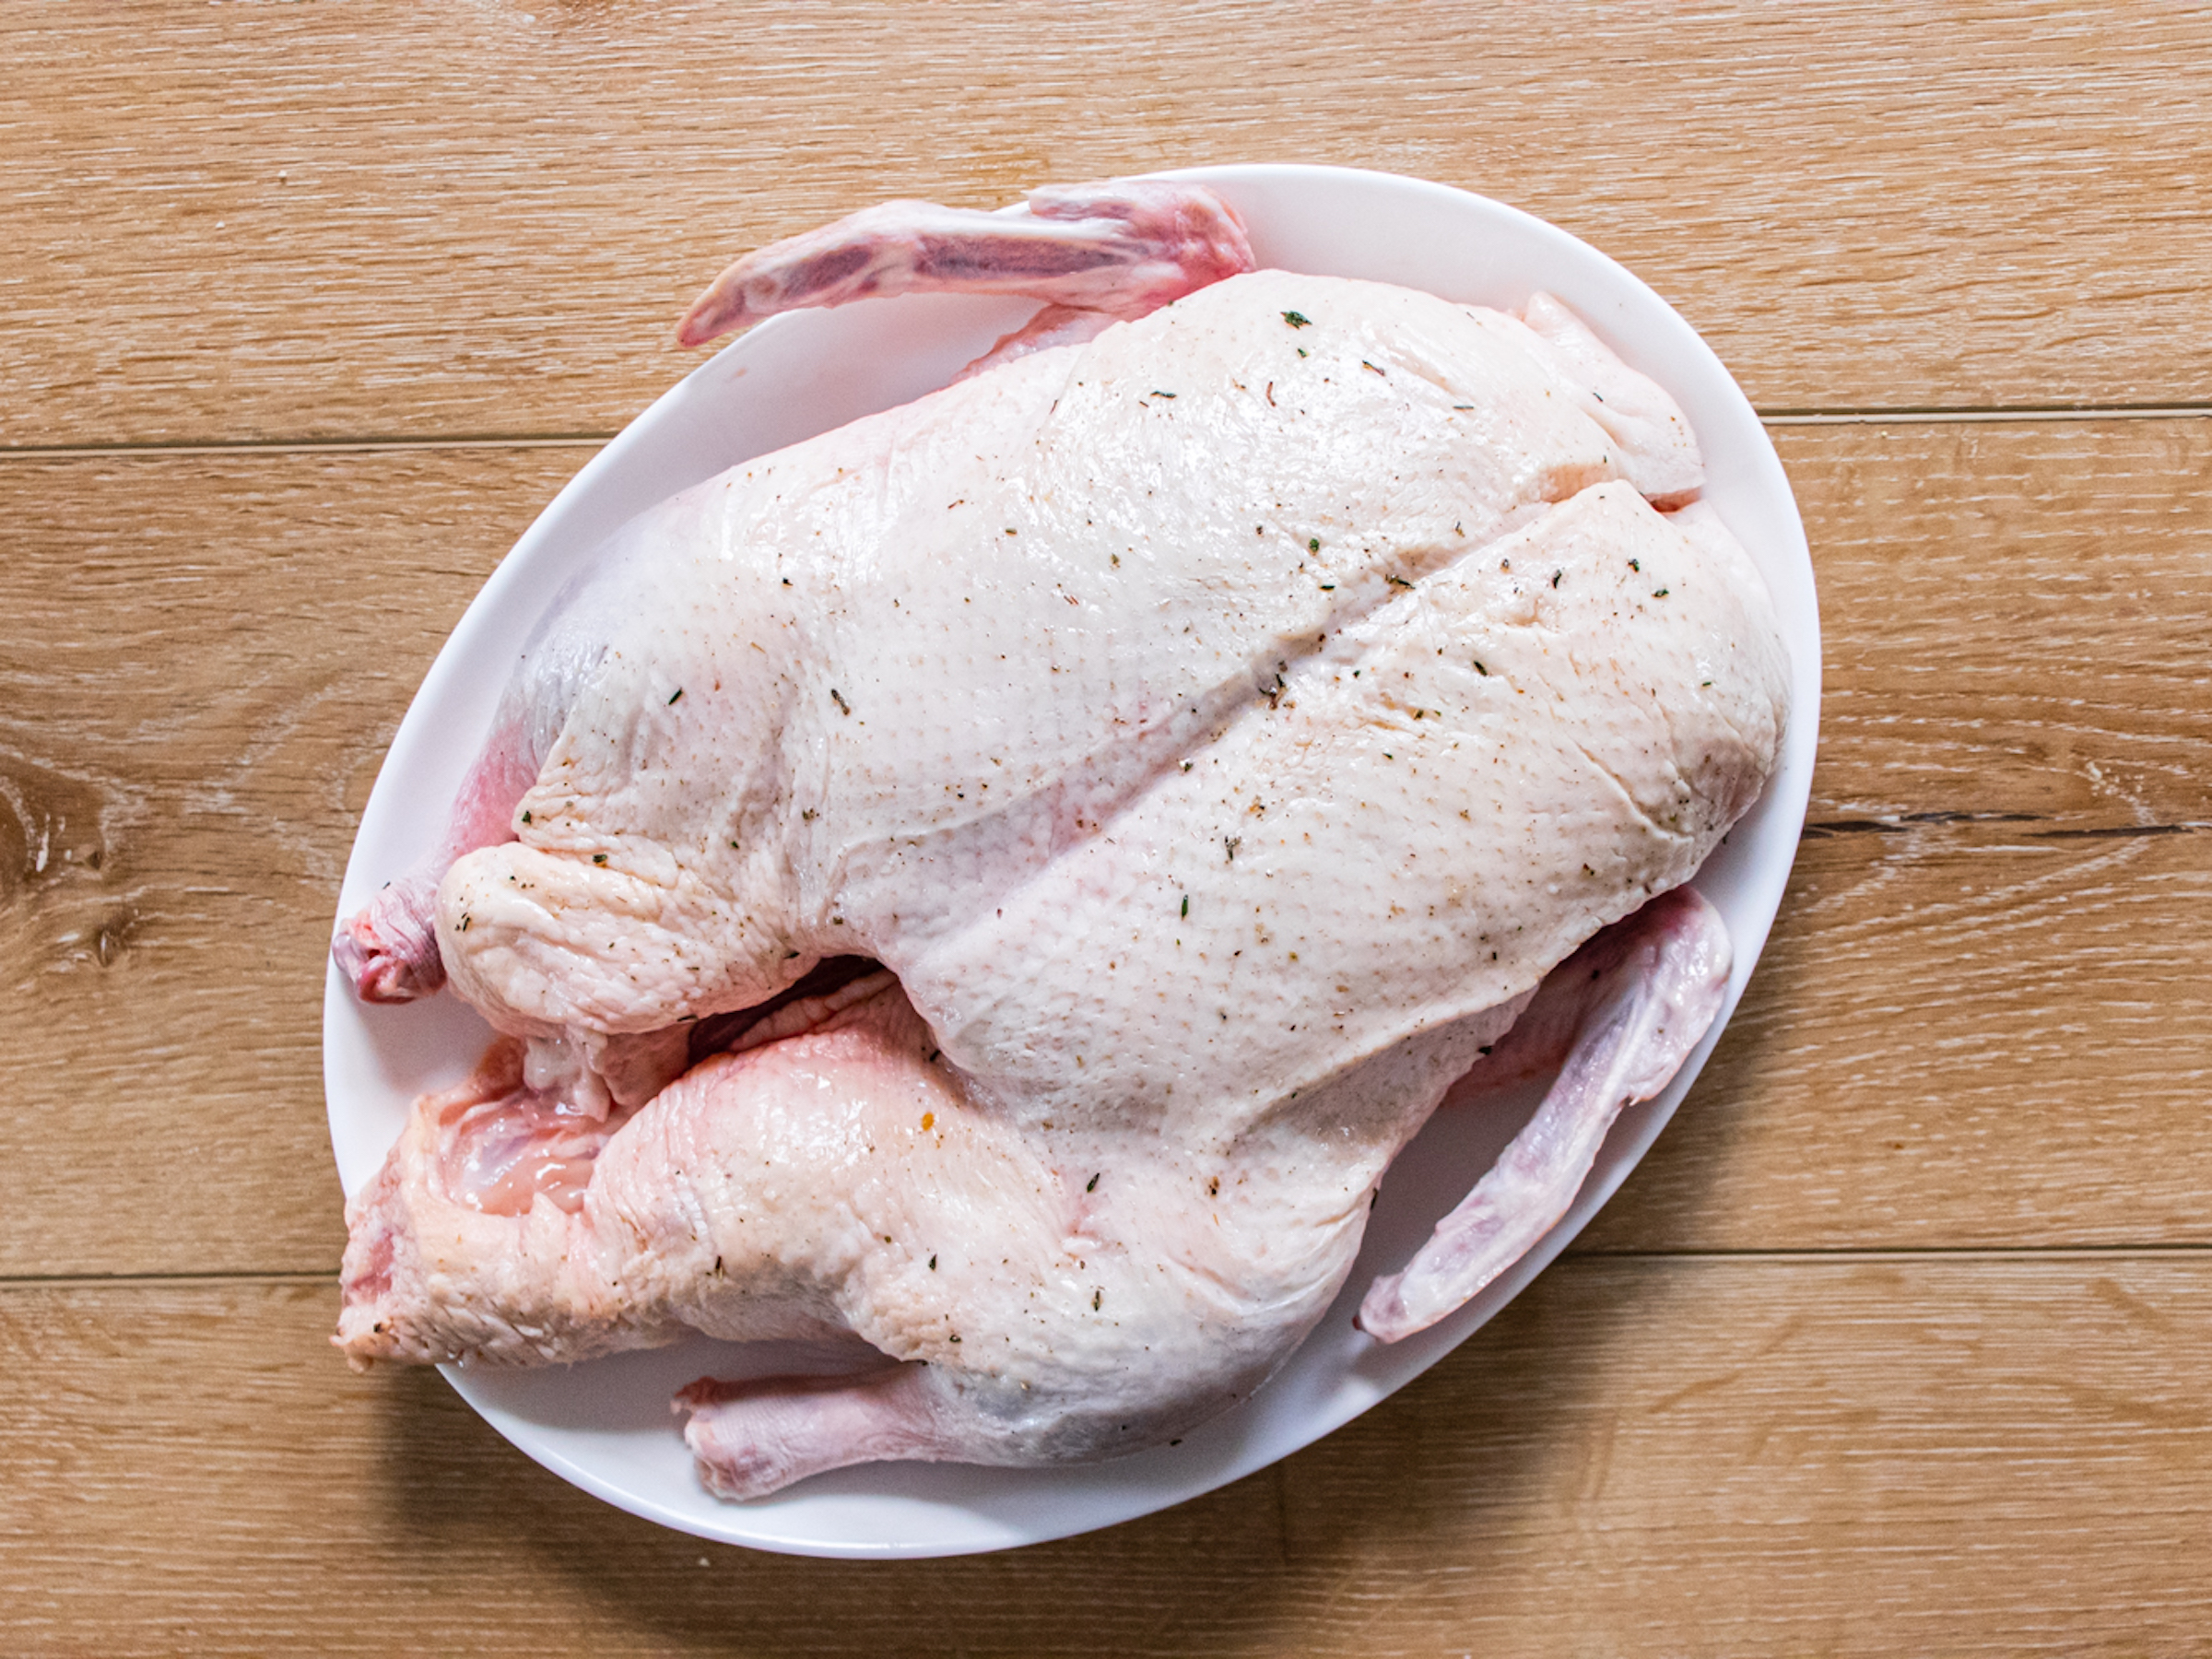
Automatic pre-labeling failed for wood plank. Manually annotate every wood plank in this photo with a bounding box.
[0,448,581,1277]
[1783,418,2212,833]
[6,2,2211,446]
[1582,817,2212,1252]
[3,1260,2206,1654]
[1,419,2206,1274]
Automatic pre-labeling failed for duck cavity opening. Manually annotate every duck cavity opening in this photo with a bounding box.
[685,955,891,1065]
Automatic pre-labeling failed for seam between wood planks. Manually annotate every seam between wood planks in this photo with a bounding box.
[1568,1245,2212,1263]
[6,1248,2212,1291]
[1759,403,2212,425]
[1803,815,2212,842]
[0,404,2207,462]
[0,1270,339,1288]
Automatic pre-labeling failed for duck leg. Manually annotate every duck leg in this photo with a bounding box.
[676,1366,947,1500]
[1358,887,1733,1344]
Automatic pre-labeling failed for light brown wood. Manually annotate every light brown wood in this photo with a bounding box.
[1783,418,2212,831]
[3,1262,2206,1654]
[1585,817,2212,1252]
[0,447,579,1277]
[4,421,2206,1276]
[4,2,2210,447]
[8,8,2211,1641]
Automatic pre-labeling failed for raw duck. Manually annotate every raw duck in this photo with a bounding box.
[331,180,1790,1500]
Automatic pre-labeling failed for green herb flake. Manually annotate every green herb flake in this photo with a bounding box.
[520,810,532,824]
[1308,536,1321,553]
[592,853,608,866]
[1282,310,1312,329]
[1386,574,1415,589]
[1086,1172,1100,1193]
[1181,894,1190,918]
[1653,588,1669,598]
[667,688,684,705]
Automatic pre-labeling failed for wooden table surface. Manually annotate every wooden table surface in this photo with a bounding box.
[6,3,2208,1653]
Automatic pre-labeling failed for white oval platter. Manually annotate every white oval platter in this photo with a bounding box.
[325,163,1820,1559]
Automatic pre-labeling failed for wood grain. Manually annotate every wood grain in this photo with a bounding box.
[2,418,2206,1276]
[9,3,2209,1643]
[1583,817,2212,1252]
[0,446,579,1277]
[4,1261,2206,1655]
[1787,418,2212,832]
[5,2,2210,447]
